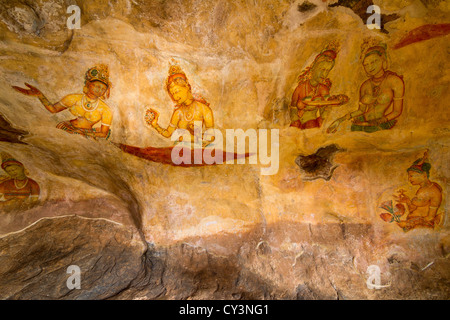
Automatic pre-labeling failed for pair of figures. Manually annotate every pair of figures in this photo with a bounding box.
[13,62,214,147]
[13,61,226,166]
[289,39,405,133]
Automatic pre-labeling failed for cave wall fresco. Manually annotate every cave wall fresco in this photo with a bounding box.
[0,0,449,299]
[0,0,448,237]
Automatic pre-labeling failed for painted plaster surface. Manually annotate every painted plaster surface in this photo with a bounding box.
[0,0,448,299]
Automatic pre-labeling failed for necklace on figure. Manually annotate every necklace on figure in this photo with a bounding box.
[371,72,388,97]
[14,178,29,190]
[183,105,195,122]
[82,95,99,111]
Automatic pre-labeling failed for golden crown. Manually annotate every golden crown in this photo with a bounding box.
[324,40,340,54]
[168,59,183,75]
[0,152,23,170]
[85,64,111,87]
[360,37,387,59]
[166,59,188,86]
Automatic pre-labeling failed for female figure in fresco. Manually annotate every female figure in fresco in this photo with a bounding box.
[327,39,405,133]
[290,42,349,130]
[380,151,444,232]
[395,152,443,231]
[146,62,215,147]
[0,152,40,210]
[12,64,113,140]
[118,61,247,166]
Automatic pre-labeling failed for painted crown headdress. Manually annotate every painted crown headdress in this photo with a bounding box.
[407,150,431,177]
[85,64,112,87]
[360,37,387,60]
[165,59,209,106]
[166,59,188,86]
[315,40,340,63]
[0,152,24,170]
[298,41,340,83]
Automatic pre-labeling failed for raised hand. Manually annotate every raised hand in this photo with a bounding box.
[12,83,43,97]
[145,108,159,127]
[327,118,342,133]
[336,94,349,105]
[393,189,410,204]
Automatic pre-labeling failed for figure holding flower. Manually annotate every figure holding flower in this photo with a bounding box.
[379,151,444,232]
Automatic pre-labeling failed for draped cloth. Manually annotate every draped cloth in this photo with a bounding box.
[117,144,250,167]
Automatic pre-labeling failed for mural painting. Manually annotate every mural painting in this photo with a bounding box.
[289,42,349,130]
[0,0,448,301]
[327,38,405,133]
[12,64,113,140]
[0,152,40,211]
[380,151,444,232]
[117,61,249,166]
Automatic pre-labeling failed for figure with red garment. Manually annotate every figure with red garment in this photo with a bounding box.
[290,42,349,130]
[0,152,40,211]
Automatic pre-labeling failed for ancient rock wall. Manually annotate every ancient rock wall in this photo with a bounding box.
[0,0,448,299]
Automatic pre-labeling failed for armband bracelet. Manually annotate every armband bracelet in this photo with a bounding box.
[393,96,404,101]
[38,95,52,107]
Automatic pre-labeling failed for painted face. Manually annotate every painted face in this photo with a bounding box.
[87,81,108,98]
[363,53,384,77]
[311,60,334,85]
[407,171,427,185]
[4,164,25,179]
[169,82,191,105]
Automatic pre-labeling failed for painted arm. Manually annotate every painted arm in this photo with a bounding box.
[290,86,302,122]
[347,84,369,120]
[93,107,113,138]
[202,106,215,146]
[384,76,405,122]
[12,83,67,113]
[147,108,178,138]
[327,84,366,133]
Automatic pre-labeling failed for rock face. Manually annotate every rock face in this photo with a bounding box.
[0,0,449,300]
[0,216,146,300]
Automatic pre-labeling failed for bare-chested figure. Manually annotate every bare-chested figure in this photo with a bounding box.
[394,152,443,231]
[328,39,405,134]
